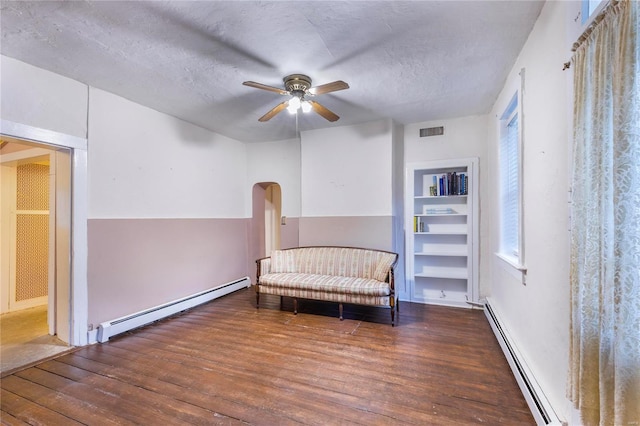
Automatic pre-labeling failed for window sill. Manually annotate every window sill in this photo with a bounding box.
[495,252,527,278]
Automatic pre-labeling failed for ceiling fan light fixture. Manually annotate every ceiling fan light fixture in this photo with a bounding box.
[301,100,312,113]
[288,96,301,110]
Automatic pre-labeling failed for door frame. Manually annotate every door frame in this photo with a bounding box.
[264,184,282,257]
[251,182,282,274]
[1,120,89,346]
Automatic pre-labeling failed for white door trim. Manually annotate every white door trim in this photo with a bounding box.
[1,119,88,346]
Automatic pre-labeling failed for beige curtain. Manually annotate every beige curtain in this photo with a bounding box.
[569,1,640,425]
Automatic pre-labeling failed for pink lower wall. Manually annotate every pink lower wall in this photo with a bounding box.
[247,216,300,280]
[299,216,394,251]
[87,218,249,327]
[280,217,299,249]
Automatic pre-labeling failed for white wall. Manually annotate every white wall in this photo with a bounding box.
[1,56,89,344]
[0,56,253,339]
[0,56,88,139]
[246,137,300,217]
[301,119,393,217]
[487,0,576,420]
[86,88,251,327]
[404,115,489,296]
[88,88,247,219]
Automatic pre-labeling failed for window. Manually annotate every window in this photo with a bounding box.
[581,0,605,24]
[499,92,521,264]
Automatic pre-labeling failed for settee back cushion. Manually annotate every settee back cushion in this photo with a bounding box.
[270,249,297,273]
[270,247,396,281]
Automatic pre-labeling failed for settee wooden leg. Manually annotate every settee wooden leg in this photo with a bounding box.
[293,298,298,315]
[390,296,398,326]
[339,303,344,321]
[256,291,260,309]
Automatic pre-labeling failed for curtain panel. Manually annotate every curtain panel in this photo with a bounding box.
[569,1,640,425]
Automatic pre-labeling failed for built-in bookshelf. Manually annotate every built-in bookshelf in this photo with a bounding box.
[405,158,478,308]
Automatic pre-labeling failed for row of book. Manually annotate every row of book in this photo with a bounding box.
[425,172,468,196]
[413,216,426,233]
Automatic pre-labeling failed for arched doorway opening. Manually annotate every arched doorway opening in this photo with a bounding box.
[251,182,282,274]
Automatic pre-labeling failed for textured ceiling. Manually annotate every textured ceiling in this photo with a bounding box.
[0,1,544,143]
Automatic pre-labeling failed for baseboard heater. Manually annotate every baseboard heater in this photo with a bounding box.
[484,298,562,425]
[97,277,250,343]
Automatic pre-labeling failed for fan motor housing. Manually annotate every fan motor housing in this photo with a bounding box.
[284,74,312,93]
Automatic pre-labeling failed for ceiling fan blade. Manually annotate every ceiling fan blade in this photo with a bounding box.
[243,81,289,95]
[258,101,289,122]
[308,100,340,122]
[308,80,349,96]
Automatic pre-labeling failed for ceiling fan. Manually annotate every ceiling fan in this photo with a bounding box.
[243,74,349,122]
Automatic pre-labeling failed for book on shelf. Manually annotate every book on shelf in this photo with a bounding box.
[425,172,469,196]
[424,207,455,215]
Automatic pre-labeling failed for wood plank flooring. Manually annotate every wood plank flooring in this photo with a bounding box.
[1,288,534,425]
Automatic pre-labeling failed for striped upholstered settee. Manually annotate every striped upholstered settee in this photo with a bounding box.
[255,246,399,325]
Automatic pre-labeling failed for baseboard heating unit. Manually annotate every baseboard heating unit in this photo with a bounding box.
[97,277,250,343]
[484,298,562,426]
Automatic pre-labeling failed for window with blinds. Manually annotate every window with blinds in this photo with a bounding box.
[499,93,520,261]
[582,0,605,24]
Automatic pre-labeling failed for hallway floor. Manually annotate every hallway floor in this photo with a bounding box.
[1,305,70,375]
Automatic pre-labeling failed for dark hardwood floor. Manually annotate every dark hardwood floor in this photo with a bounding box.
[0,288,534,425]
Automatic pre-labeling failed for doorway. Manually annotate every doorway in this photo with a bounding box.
[251,183,282,272]
[0,137,72,373]
[264,184,282,257]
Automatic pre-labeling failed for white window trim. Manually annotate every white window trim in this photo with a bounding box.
[516,68,525,271]
[495,68,526,279]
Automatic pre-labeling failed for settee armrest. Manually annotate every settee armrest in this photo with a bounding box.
[388,265,396,291]
[256,257,271,283]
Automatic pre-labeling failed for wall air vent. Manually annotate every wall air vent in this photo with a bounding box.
[420,126,444,137]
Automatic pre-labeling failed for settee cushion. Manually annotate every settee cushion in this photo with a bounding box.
[271,249,297,273]
[259,273,391,297]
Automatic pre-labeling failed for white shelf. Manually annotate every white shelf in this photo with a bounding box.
[415,195,468,199]
[420,213,467,217]
[416,249,467,256]
[405,158,479,306]
[416,267,468,280]
[412,296,470,308]
[412,286,469,308]
[415,231,467,235]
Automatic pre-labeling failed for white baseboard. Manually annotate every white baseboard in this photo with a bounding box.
[484,297,563,425]
[91,277,250,344]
